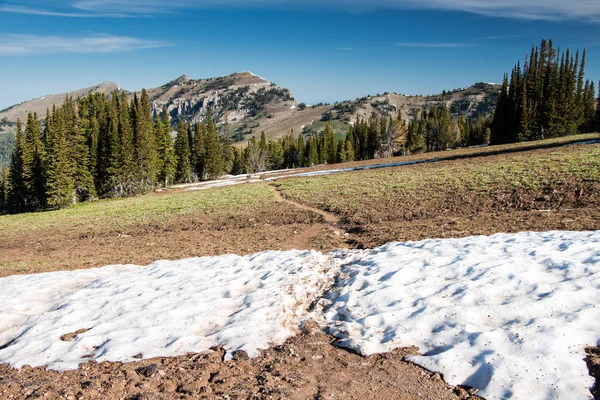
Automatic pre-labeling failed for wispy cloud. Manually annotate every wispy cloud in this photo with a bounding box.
[337,47,354,51]
[2,0,600,22]
[393,42,475,48]
[0,4,125,18]
[0,34,170,56]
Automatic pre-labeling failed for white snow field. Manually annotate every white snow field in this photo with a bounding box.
[0,231,599,399]
[0,250,340,371]
[323,231,600,400]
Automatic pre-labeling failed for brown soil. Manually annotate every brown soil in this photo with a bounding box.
[0,325,481,400]
[588,347,600,400]
[277,146,600,249]
[0,192,347,278]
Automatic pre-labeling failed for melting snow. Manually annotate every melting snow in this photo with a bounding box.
[322,231,600,400]
[0,251,340,371]
[0,230,599,399]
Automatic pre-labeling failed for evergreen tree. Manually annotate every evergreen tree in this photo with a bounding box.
[156,109,176,187]
[596,81,600,131]
[222,136,236,174]
[296,133,305,167]
[117,91,135,194]
[23,112,46,209]
[267,140,284,170]
[323,123,336,164]
[336,139,346,163]
[193,121,207,180]
[65,96,96,202]
[0,165,8,212]
[45,104,75,208]
[344,125,355,162]
[231,148,245,175]
[174,120,193,183]
[581,81,596,133]
[135,89,159,189]
[204,113,224,179]
[8,119,27,212]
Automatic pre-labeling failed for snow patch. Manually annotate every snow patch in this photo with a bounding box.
[0,251,341,371]
[0,230,599,400]
[322,231,600,400]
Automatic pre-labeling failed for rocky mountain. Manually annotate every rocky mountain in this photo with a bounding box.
[0,73,500,165]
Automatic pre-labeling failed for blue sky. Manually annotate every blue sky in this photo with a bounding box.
[1,1,600,109]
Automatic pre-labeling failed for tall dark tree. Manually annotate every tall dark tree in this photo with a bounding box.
[204,113,224,179]
[45,104,75,208]
[8,119,27,212]
[156,108,176,187]
[135,89,159,189]
[23,112,46,209]
[174,120,193,183]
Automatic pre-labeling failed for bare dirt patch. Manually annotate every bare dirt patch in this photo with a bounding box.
[588,347,600,400]
[0,328,482,400]
[0,184,348,278]
[277,144,600,248]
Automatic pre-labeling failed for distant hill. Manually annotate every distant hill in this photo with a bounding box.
[0,73,500,164]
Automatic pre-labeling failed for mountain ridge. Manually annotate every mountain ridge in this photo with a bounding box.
[0,72,500,146]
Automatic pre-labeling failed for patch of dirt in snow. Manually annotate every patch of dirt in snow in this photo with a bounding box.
[0,329,480,400]
[587,347,600,400]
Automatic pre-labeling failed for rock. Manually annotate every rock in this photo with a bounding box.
[231,350,249,361]
[136,364,159,378]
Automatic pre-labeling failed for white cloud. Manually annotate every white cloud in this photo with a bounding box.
[0,34,170,56]
[0,5,120,17]
[393,42,475,48]
[2,0,600,22]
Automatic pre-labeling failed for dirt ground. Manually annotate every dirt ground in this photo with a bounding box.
[0,324,482,400]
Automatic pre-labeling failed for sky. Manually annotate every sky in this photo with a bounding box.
[1,1,600,109]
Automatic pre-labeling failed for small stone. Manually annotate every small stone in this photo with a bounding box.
[453,386,469,398]
[231,350,249,361]
[136,364,159,378]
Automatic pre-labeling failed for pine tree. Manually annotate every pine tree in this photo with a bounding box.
[323,123,336,164]
[344,125,355,162]
[135,89,159,189]
[45,104,75,208]
[156,109,176,187]
[336,139,346,163]
[231,148,245,175]
[296,133,305,167]
[118,91,135,194]
[581,81,596,133]
[8,119,27,212]
[23,112,46,209]
[204,113,224,179]
[406,120,425,154]
[174,120,193,183]
[193,121,207,180]
[65,96,96,202]
[367,115,379,158]
[267,140,284,170]
[222,136,235,174]
[0,165,9,212]
[596,81,600,132]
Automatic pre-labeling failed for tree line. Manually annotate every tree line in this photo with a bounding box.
[1,39,597,215]
[492,39,599,144]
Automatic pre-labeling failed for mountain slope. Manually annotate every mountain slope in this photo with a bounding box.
[0,74,500,164]
[0,82,121,124]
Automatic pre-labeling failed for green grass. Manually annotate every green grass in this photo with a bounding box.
[276,143,600,214]
[0,183,275,237]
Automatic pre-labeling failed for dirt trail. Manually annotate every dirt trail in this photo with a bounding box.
[269,184,347,250]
